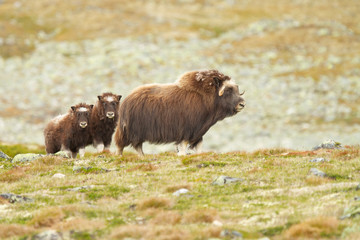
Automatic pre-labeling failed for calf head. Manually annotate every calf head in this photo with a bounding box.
[71,103,94,129]
[97,92,122,120]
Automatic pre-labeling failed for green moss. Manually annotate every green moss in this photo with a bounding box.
[0,144,45,158]
[85,185,130,201]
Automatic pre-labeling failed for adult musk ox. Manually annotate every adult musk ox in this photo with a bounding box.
[115,69,245,156]
[88,92,122,152]
[44,103,93,158]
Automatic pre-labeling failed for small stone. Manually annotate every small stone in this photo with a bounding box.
[52,173,65,178]
[313,139,342,150]
[354,197,360,201]
[309,157,328,163]
[0,193,33,203]
[212,176,244,186]
[32,230,63,240]
[309,168,327,177]
[220,229,243,239]
[172,188,189,196]
[0,150,11,160]
[12,153,44,163]
[212,220,223,226]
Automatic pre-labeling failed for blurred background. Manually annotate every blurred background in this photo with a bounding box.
[0,0,359,153]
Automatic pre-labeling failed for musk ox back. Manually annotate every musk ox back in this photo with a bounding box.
[89,92,122,152]
[115,69,245,156]
[44,103,93,158]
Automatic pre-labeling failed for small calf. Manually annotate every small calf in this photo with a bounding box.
[89,92,122,152]
[44,103,93,158]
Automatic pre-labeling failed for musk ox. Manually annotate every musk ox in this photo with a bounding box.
[114,69,245,156]
[88,92,122,152]
[44,103,93,158]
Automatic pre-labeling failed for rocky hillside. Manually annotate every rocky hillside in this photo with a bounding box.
[0,0,359,153]
[1,142,360,239]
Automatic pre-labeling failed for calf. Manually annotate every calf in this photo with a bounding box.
[44,103,93,158]
[89,92,122,152]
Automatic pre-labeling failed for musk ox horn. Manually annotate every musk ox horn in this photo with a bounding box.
[218,84,226,96]
[240,90,245,96]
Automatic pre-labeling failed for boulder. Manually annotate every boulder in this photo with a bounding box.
[12,153,44,163]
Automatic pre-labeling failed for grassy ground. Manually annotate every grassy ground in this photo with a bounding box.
[1,144,360,239]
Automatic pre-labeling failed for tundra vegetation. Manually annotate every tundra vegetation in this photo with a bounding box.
[1,143,360,239]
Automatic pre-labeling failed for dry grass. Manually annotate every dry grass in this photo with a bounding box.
[138,197,173,210]
[305,176,331,186]
[54,217,105,231]
[0,166,28,183]
[110,225,147,239]
[127,163,158,172]
[284,216,339,239]
[0,224,34,239]
[28,207,65,228]
[144,226,190,240]
[150,211,182,225]
[182,209,218,224]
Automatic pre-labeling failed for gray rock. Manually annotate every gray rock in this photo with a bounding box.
[172,188,189,196]
[313,139,342,150]
[220,229,243,239]
[212,176,244,186]
[54,151,70,158]
[32,230,63,240]
[66,185,95,191]
[0,193,33,203]
[0,150,11,160]
[340,205,360,220]
[354,196,360,201]
[52,173,65,178]
[356,183,360,191]
[12,153,44,163]
[309,157,328,163]
[309,168,327,177]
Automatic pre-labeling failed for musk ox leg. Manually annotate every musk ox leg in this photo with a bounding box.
[134,143,144,156]
[194,141,203,154]
[176,141,188,156]
[79,148,85,158]
[70,151,78,158]
[95,143,105,152]
[190,138,203,154]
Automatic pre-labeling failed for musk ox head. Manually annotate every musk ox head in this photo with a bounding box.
[191,69,245,114]
[70,103,93,129]
[97,92,122,120]
[218,80,245,115]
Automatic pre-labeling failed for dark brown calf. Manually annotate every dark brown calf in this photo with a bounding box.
[115,69,245,156]
[88,92,122,152]
[44,103,93,158]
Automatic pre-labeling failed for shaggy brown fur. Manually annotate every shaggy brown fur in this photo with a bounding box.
[44,103,93,158]
[115,69,245,155]
[88,92,122,152]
